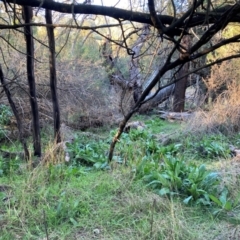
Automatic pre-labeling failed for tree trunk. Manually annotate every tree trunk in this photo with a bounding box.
[45,4,61,143]
[173,36,190,112]
[0,65,30,160]
[173,63,189,112]
[23,6,41,157]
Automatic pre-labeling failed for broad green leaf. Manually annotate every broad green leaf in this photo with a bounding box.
[196,197,211,206]
[183,196,192,204]
[146,180,162,187]
[209,195,222,206]
[70,217,79,226]
[219,188,228,204]
[159,188,170,196]
[223,201,232,211]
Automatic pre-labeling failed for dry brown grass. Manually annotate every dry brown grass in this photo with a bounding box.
[218,158,240,198]
[186,61,240,136]
[0,25,126,140]
[1,54,123,139]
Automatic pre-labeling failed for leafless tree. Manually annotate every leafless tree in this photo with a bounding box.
[23,5,41,157]
[45,0,61,143]
[1,0,240,161]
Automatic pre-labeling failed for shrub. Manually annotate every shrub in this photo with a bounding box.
[0,104,12,125]
[0,104,13,140]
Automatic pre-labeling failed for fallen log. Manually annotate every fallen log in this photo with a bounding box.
[158,111,193,121]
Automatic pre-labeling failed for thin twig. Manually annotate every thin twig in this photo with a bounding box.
[43,210,49,240]
[150,198,156,239]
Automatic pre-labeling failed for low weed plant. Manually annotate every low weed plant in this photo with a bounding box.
[66,136,108,169]
[0,156,20,177]
[65,128,233,209]
[135,155,220,206]
[187,135,231,159]
[0,104,12,126]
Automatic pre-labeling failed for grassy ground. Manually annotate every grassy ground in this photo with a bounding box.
[1,167,236,240]
[1,116,240,239]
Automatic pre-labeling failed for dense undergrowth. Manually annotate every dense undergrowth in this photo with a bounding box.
[1,114,240,239]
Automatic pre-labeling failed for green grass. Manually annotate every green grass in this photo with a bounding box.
[133,114,181,134]
[2,166,240,240]
[0,166,234,240]
[1,115,240,239]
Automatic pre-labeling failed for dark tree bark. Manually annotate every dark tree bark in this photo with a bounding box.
[7,0,240,34]
[45,3,61,143]
[23,6,41,157]
[0,65,30,160]
[173,36,191,112]
[173,65,189,112]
